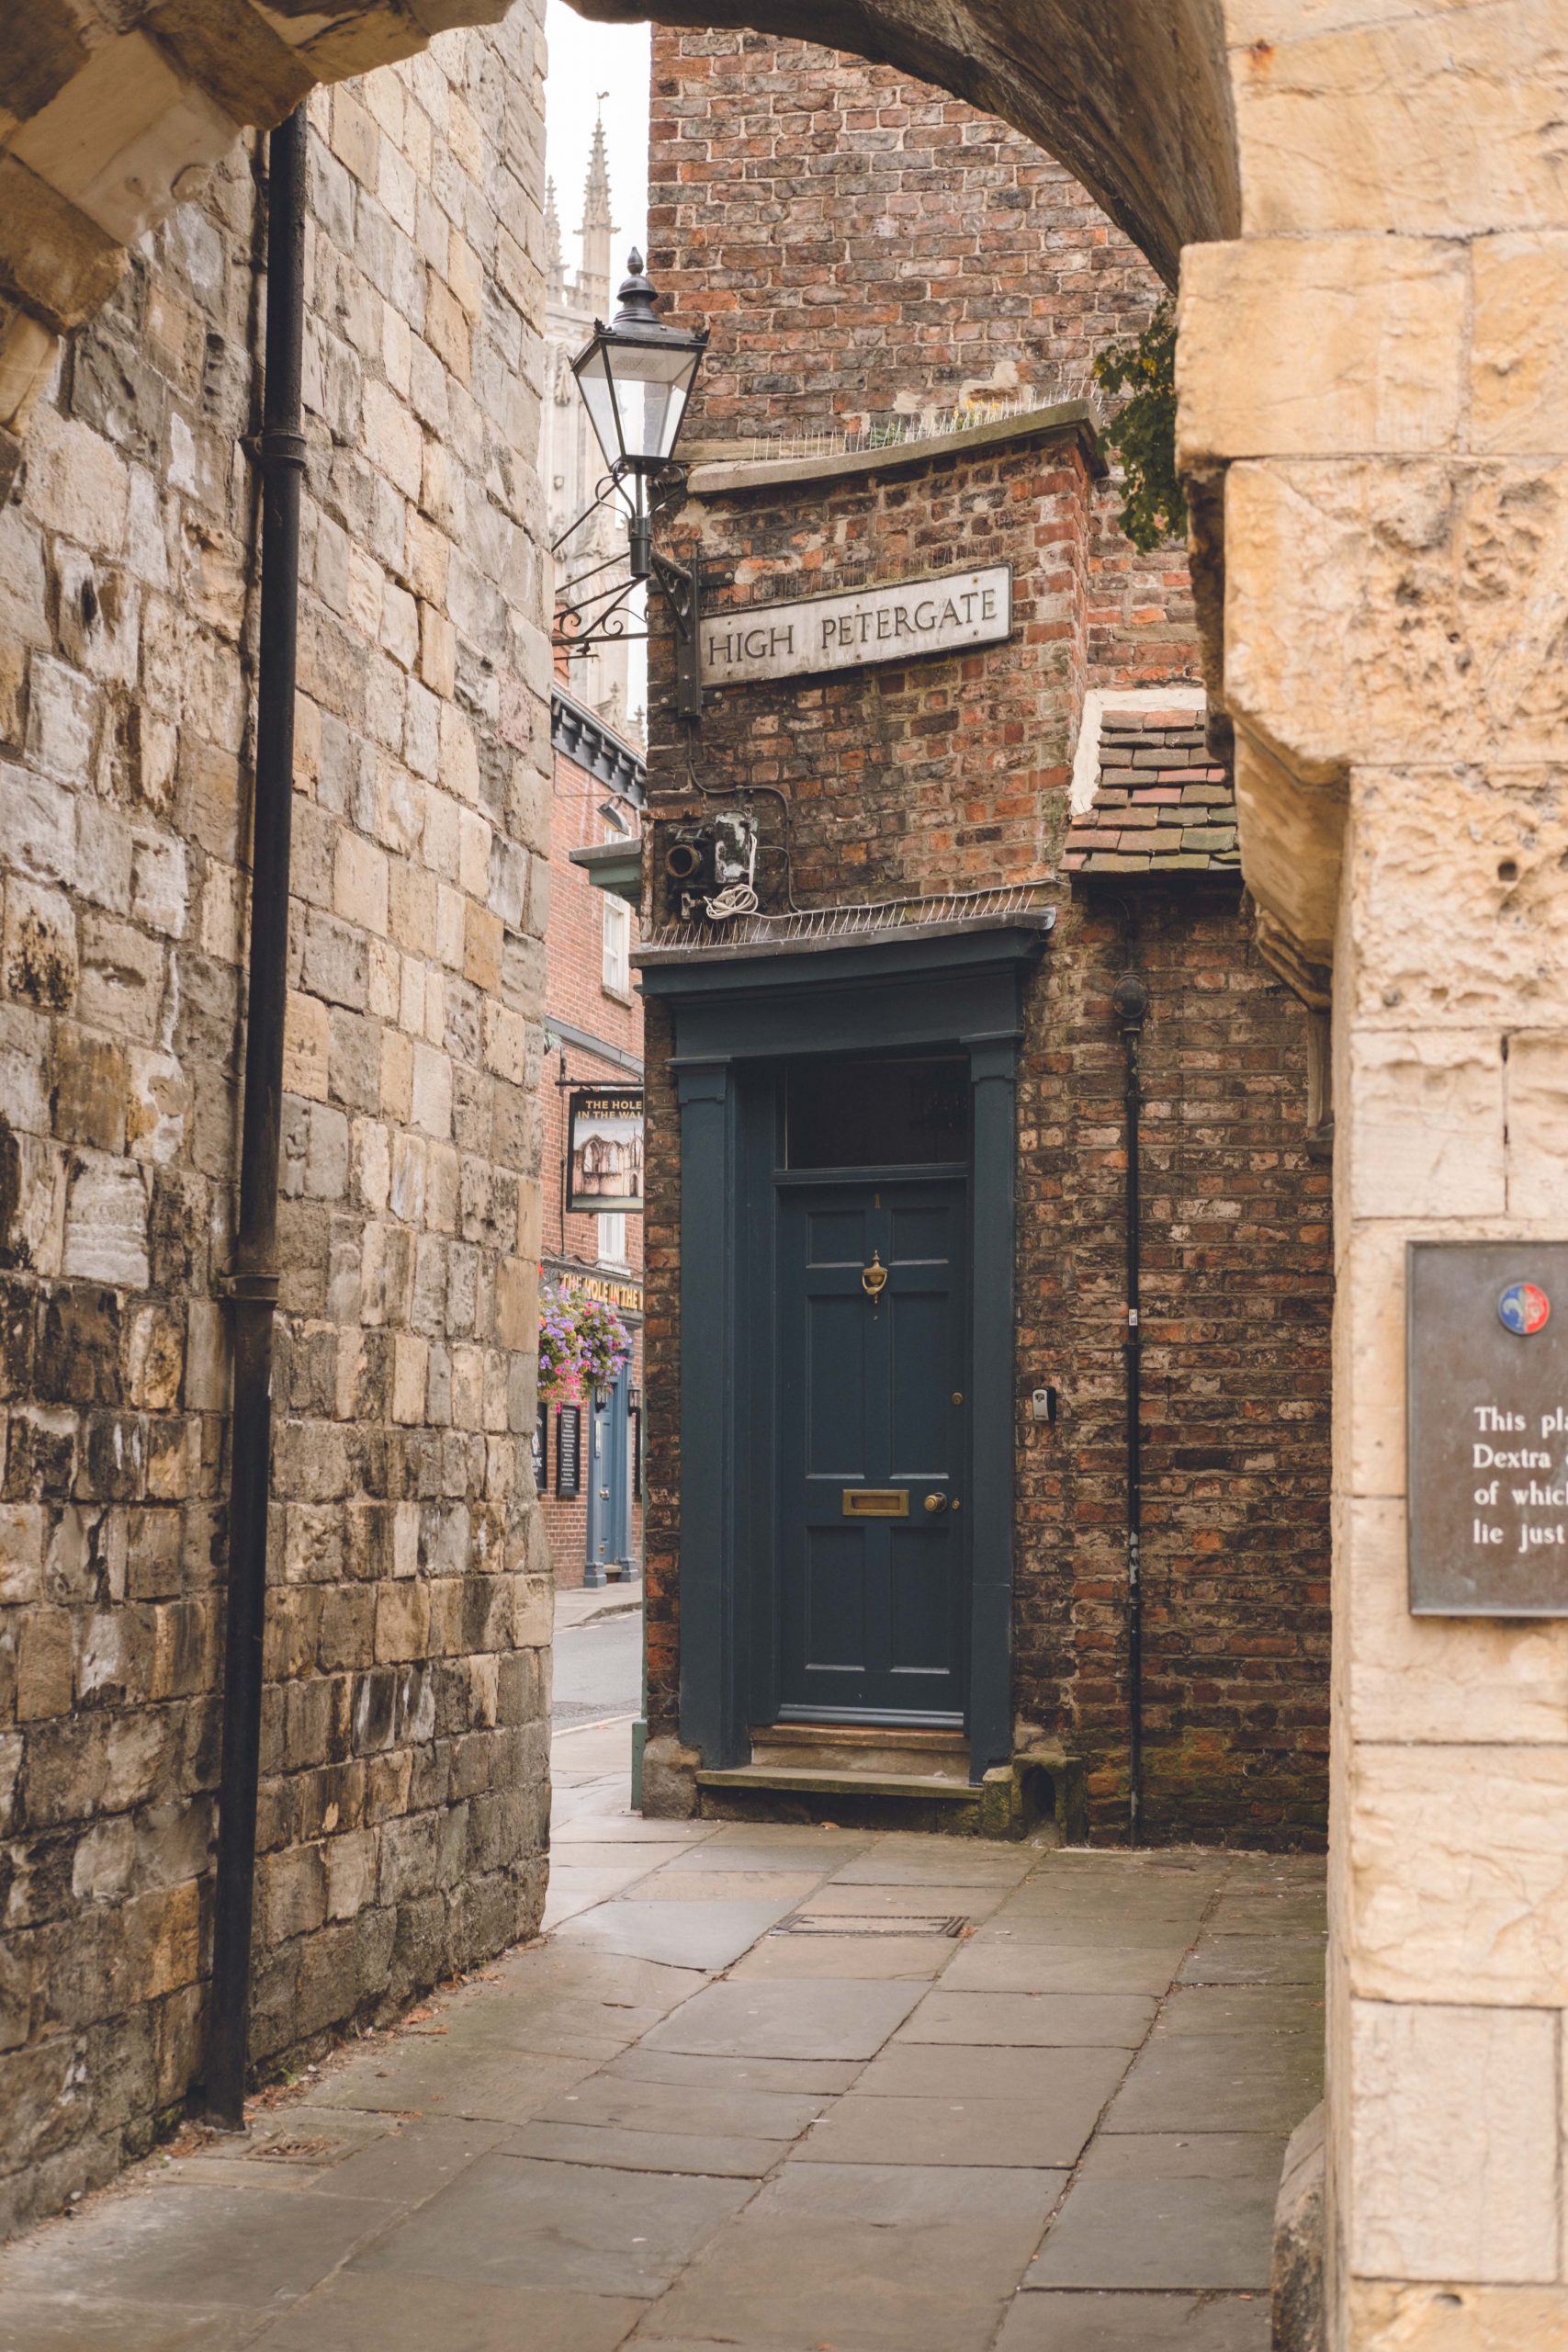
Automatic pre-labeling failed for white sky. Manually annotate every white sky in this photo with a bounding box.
[544,1,651,279]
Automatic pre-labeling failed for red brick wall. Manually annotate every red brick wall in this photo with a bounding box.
[1015,896,1332,1840]
[540,741,645,1588]
[639,33,1331,1844]
[649,28,1196,695]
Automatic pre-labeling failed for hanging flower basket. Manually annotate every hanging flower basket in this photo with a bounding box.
[575,1293,631,1398]
[537,1282,632,1408]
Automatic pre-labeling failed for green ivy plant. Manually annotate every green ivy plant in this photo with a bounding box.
[1092,299,1186,554]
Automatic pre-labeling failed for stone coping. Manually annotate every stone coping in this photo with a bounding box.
[683,400,1106,499]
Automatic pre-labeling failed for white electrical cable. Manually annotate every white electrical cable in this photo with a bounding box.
[704,880,760,922]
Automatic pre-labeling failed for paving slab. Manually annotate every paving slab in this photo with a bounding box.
[552,1722,639,1776]
[829,1846,1037,1887]
[505,2121,783,2177]
[310,2041,600,2125]
[1203,1891,1326,1937]
[251,2272,646,2352]
[728,1930,953,1981]
[350,2153,750,2297]
[641,2163,1064,2352]
[556,1896,797,1971]
[0,2295,262,2351]
[490,1946,711,2007]
[540,2075,828,2141]
[2,2185,394,2313]
[433,1994,671,2063]
[636,1871,824,1904]
[942,1940,1181,1996]
[551,1815,717,1846]
[297,2112,509,2203]
[549,1843,679,1878]
[1105,2032,1323,2136]
[1025,2175,1278,2290]
[852,2041,1130,2110]
[1177,1938,1325,1988]
[796,2090,1102,2169]
[1156,1985,1325,2038]
[897,1991,1155,2048]
[608,2048,863,2097]
[972,1913,1195,1953]
[642,1977,924,2061]
[659,1841,863,1877]
[996,2290,1270,2350]
[1223,1855,1325,1888]
[545,1871,654,1928]
[152,2104,404,2194]
[797,1881,1007,1920]
[1075,2133,1287,2184]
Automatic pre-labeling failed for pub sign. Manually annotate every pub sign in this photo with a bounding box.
[567,1086,645,1216]
[1408,1240,1568,1615]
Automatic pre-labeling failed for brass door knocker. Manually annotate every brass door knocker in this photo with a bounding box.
[861,1251,888,1299]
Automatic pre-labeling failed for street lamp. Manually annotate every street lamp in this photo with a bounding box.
[557,252,709,717]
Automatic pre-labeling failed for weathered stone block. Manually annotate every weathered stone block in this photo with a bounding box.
[1350,1744,1568,2006]
[1235,6,1568,239]
[1344,1030,1505,1221]
[1179,238,1465,464]
[1344,1494,1568,1747]
[1348,1999,1558,2283]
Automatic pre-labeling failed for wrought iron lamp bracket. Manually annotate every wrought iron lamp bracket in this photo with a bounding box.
[553,463,705,722]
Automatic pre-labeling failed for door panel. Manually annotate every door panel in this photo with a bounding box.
[776,1176,968,1721]
[805,1293,868,1472]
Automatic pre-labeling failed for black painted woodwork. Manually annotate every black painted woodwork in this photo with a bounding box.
[776,1177,968,1720]
[640,913,1051,1782]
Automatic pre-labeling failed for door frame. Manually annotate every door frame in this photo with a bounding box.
[637,913,1052,1785]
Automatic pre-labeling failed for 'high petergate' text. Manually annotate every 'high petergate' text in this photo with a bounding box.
[701,565,1013,687]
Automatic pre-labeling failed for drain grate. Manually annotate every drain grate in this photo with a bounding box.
[770,1914,970,1939]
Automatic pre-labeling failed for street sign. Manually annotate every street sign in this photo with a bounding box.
[1408,1240,1568,1614]
[700,565,1012,687]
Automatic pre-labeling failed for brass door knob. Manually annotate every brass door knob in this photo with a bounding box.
[923,1492,949,1515]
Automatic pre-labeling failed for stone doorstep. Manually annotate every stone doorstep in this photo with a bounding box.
[700,1764,977,1801]
[686,1737,1087,1843]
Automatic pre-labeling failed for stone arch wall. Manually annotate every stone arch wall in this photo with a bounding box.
[0,0,513,486]
[595,5,1568,2344]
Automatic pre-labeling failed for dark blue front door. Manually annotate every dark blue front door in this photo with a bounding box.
[776,1178,969,1722]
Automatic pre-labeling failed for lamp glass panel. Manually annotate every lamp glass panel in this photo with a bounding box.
[575,337,702,470]
[574,344,624,474]
[614,343,702,464]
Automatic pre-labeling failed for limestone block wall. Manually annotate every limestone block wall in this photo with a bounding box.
[1170,15,1568,2346]
[0,0,515,489]
[0,15,553,2238]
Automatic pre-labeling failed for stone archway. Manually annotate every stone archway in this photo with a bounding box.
[7,0,1567,2338]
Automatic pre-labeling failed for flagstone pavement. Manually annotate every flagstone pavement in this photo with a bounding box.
[0,1715,1325,2352]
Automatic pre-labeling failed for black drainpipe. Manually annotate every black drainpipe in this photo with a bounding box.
[1111,957,1149,1846]
[206,104,307,2129]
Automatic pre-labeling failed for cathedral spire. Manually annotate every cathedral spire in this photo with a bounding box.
[545,176,564,301]
[578,105,615,311]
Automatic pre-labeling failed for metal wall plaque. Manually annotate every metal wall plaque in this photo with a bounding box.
[842,1487,909,1518]
[701,565,1011,687]
[1408,1241,1568,1615]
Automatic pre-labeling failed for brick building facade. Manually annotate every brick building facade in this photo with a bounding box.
[538,685,645,1591]
[0,22,555,2233]
[632,33,1331,1843]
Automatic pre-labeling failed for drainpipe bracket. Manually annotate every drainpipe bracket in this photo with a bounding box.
[214,1268,280,1306]
[243,428,308,474]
